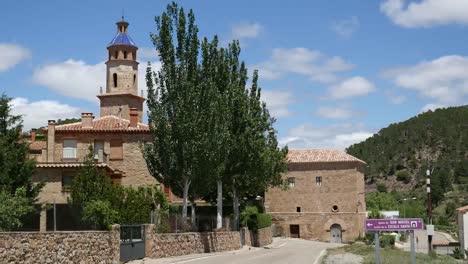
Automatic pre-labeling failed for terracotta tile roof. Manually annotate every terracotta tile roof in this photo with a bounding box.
[456,205,468,212]
[287,149,366,164]
[29,141,47,150]
[36,162,124,176]
[54,115,149,132]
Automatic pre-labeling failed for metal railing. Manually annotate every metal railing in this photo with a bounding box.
[63,148,77,159]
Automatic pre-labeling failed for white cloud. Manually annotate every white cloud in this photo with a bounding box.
[332,17,360,37]
[33,59,161,103]
[254,48,354,82]
[279,123,373,150]
[381,0,468,28]
[10,98,81,130]
[327,76,375,99]
[420,103,446,113]
[33,60,105,102]
[232,22,263,40]
[0,43,31,72]
[261,90,294,118]
[384,55,468,106]
[317,105,361,120]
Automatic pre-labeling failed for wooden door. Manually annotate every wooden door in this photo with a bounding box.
[290,225,300,238]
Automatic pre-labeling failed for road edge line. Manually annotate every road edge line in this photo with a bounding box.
[313,249,326,264]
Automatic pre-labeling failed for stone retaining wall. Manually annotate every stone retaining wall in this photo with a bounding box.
[0,225,120,264]
[145,224,241,258]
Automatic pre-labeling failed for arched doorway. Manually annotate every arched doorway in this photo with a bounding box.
[330,224,342,243]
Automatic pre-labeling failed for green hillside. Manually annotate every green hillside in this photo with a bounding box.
[347,106,468,226]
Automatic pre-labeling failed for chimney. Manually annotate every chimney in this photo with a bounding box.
[47,120,56,162]
[129,108,138,127]
[81,113,94,128]
[30,130,36,143]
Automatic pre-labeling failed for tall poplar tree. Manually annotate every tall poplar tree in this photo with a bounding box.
[144,2,204,223]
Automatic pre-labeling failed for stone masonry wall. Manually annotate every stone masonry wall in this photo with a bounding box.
[254,226,273,247]
[145,225,241,258]
[0,225,120,264]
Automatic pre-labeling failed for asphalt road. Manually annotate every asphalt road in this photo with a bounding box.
[130,238,344,264]
[401,230,457,254]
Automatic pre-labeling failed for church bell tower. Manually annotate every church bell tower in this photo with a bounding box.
[98,17,144,122]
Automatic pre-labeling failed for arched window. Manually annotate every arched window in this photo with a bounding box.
[124,51,127,59]
[133,74,136,84]
[114,51,118,59]
[113,73,117,87]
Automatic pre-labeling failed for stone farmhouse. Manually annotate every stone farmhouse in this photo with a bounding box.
[26,19,366,241]
[265,149,366,243]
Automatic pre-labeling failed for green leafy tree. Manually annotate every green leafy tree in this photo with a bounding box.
[0,94,41,200]
[0,187,34,231]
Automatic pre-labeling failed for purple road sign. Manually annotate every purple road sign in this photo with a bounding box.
[365,218,424,231]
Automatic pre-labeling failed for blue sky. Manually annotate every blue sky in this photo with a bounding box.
[2,0,468,149]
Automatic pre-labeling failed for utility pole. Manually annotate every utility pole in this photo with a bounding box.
[426,167,433,253]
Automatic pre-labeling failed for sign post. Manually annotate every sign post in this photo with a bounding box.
[374,232,381,264]
[366,218,424,264]
[410,231,416,264]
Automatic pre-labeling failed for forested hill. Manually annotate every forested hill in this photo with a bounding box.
[346,105,468,204]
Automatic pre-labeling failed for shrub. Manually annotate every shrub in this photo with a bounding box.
[452,247,465,259]
[82,200,119,230]
[380,235,395,248]
[240,206,272,231]
[257,213,272,229]
[376,183,387,193]
[396,169,411,183]
[240,206,259,228]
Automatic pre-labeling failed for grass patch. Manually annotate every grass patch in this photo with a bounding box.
[325,244,459,264]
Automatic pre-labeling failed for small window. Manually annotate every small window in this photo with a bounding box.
[296,207,301,212]
[61,171,74,192]
[288,177,295,188]
[110,139,123,160]
[124,51,127,59]
[113,73,118,87]
[114,51,118,59]
[316,176,322,186]
[94,141,104,160]
[63,139,77,159]
[133,74,136,84]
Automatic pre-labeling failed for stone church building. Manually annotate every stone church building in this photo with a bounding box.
[27,19,366,240]
[28,19,176,231]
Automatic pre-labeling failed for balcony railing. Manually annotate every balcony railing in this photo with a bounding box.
[63,148,77,159]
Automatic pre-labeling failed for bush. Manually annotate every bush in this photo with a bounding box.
[396,169,411,183]
[452,247,466,259]
[240,206,272,231]
[257,213,272,229]
[380,235,395,248]
[82,200,119,230]
[377,183,387,193]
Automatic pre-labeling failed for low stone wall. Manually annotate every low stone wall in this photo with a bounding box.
[0,225,120,264]
[145,225,241,258]
[254,226,273,247]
